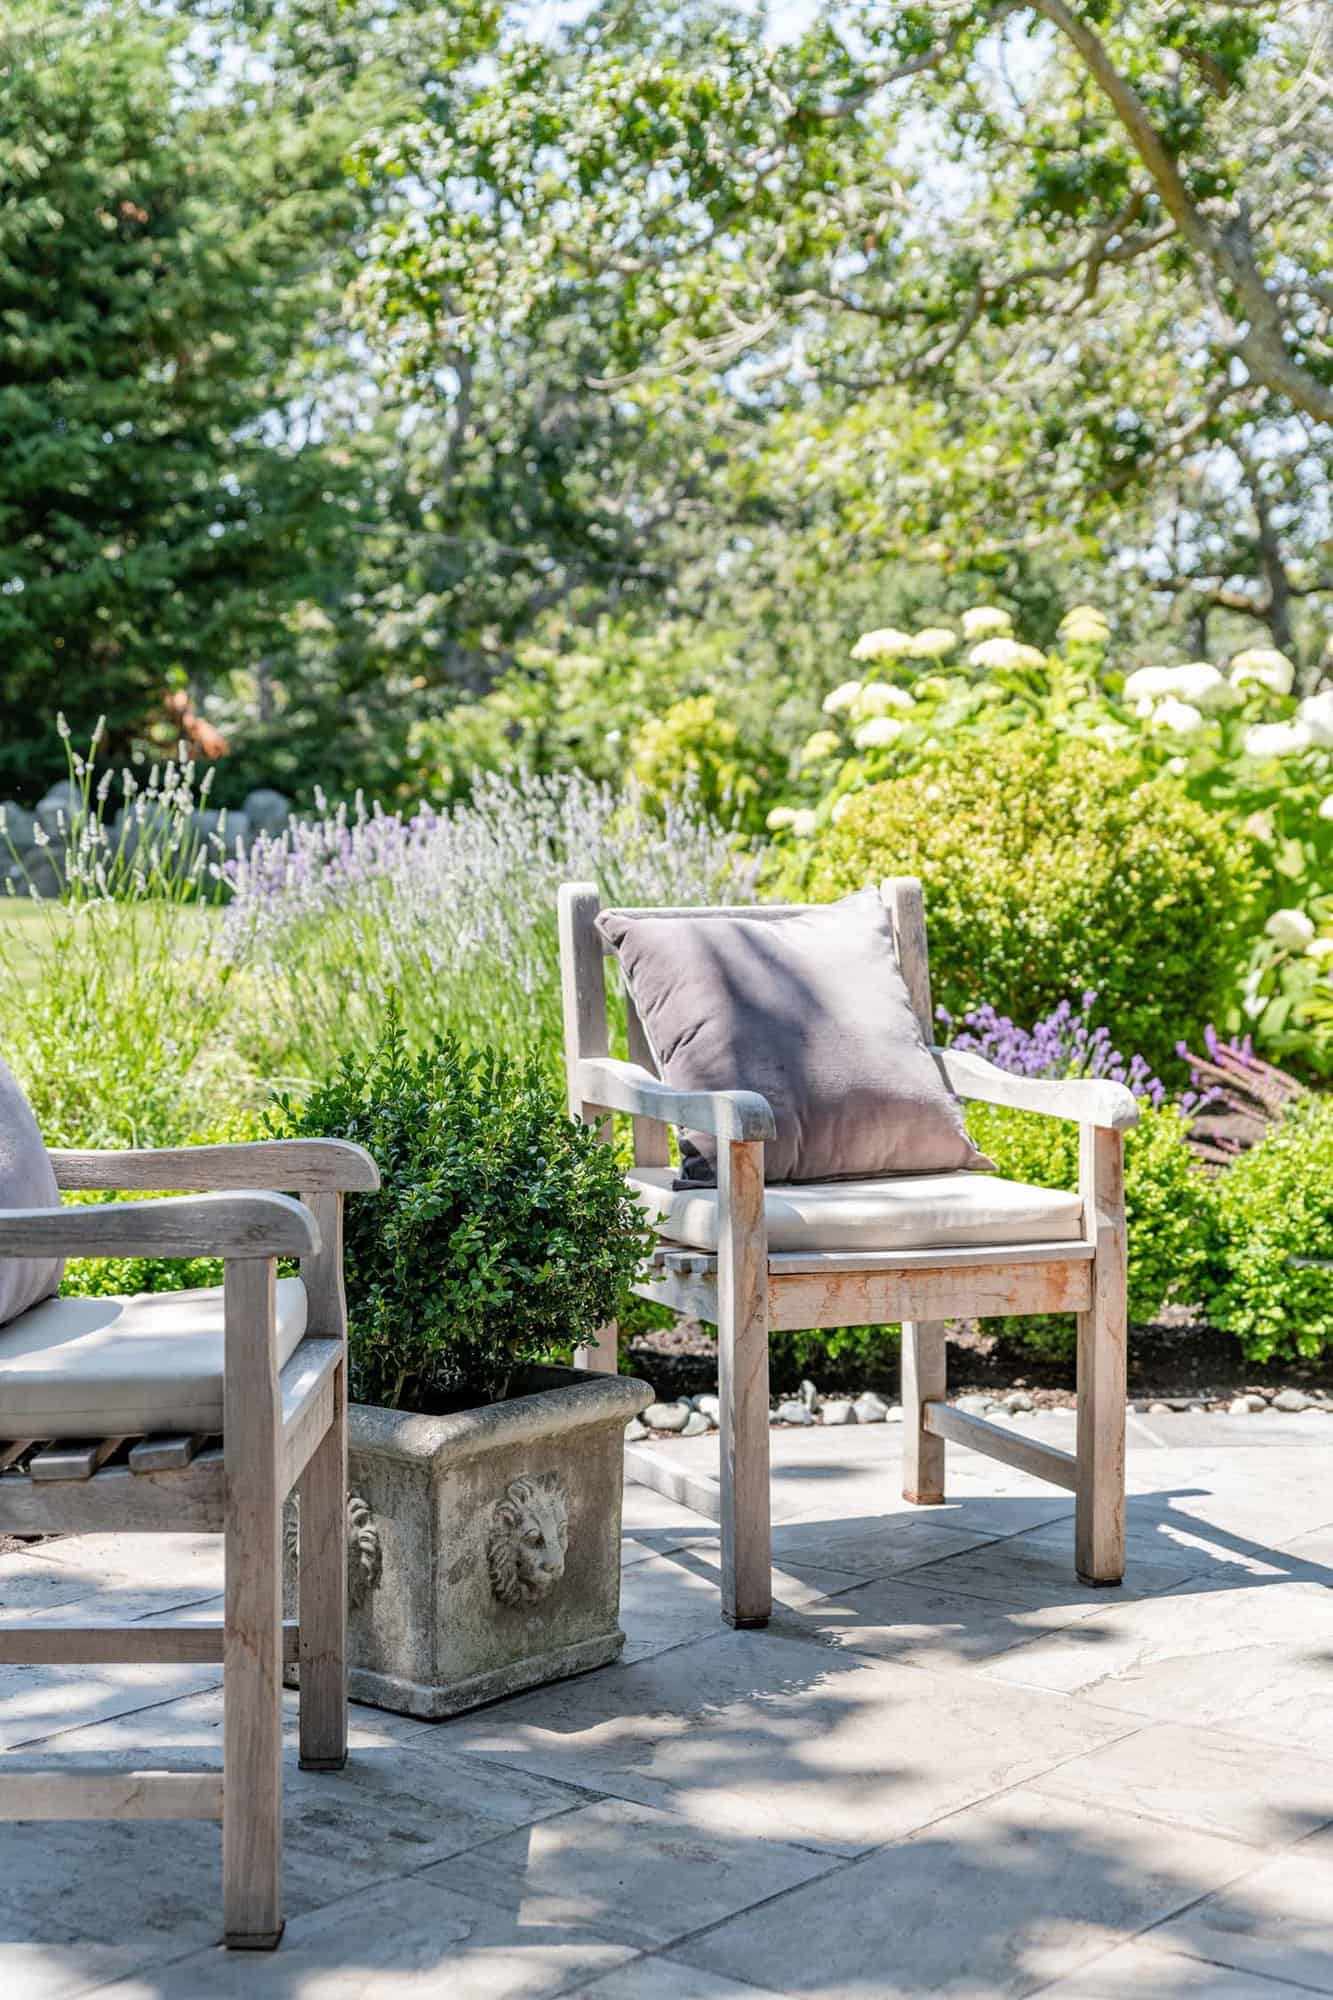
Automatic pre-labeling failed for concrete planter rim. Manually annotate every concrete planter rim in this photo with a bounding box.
[348,1363,652,1467]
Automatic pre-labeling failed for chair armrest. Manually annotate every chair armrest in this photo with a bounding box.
[48,1139,380,1196]
[936,1049,1140,1132]
[0,1192,320,1261]
[576,1058,776,1144]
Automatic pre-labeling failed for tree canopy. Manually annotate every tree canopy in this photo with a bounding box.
[0,1,1327,804]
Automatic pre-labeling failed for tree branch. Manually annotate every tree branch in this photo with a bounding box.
[1031,0,1333,425]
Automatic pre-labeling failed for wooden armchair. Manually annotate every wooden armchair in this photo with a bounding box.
[0,1138,379,1949]
[559,878,1137,1631]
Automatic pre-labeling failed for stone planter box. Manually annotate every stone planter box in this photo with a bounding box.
[289,1364,652,1720]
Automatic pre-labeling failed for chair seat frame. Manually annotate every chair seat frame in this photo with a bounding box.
[558,878,1136,1629]
[0,1138,379,1948]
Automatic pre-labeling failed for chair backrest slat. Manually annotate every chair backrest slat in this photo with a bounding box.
[624,995,671,1168]
[557,882,610,1121]
[880,876,934,1038]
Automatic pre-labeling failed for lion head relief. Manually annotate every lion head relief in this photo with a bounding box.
[283,1489,382,1609]
[486,1472,570,1606]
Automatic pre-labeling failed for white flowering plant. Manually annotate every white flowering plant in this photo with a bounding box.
[1238,894,1333,1076]
[762,605,1333,1070]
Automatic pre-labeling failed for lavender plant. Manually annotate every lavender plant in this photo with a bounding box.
[946,991,1216,1336]
[220,768,757,1075]
[939,991,1209,1112]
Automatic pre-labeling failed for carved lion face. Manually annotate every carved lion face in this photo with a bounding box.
[486,1472,570,1606]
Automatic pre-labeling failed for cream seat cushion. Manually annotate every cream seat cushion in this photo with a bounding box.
[0,1277,308,1438]
[629,1168,1084,1256]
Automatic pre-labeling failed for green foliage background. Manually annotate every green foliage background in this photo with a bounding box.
[807,737,1257,1071]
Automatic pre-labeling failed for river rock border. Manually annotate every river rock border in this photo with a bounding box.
[625,1378,1333,1440]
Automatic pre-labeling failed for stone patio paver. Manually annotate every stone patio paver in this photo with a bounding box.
[1033,1939,1315,1995]
[1027,1720,1333,1848]
[0,1418,1329,1997]
[441,1794,841,1948]
[671,1787,1266,2000]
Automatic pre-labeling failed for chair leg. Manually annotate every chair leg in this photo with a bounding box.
[298,1359,348,1773]
[1075,1128,1128,1586]
[223,1259,285,1950]
[574,1321,619,1372]
[901,1319,946,1505]
[717,1138,771,1628]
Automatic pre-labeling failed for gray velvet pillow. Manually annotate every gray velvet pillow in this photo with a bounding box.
[0,1055,64,1326]
[596,888,993,1187]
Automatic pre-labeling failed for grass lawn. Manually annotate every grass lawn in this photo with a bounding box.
[0,901,55,993]
[0,899,221,1007]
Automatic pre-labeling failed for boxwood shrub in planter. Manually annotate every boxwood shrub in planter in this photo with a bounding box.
[273,1018,654,1718]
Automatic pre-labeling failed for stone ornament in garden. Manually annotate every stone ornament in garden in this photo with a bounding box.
[487,1472,570,1606]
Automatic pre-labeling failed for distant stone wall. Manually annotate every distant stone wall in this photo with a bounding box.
[0,783,293,897]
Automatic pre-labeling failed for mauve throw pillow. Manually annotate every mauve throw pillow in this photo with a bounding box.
[596,888,993,1187]
[0,1056,64,1325]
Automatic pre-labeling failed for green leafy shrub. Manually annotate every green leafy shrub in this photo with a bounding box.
[769,1322,901,1390]
[1203,1095,1333,1362]
[965,1101,1214,1353]
[808,736,1255,1068]
[629,695,769,831]
[270,1016,655,1411]
[58,1110,269,1301]
[60,1211,225,1302]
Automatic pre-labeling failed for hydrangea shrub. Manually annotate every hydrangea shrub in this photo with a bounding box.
[809,736,1255,1070]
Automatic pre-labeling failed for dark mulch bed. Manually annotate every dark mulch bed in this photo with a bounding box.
[627,1311,1333,1406]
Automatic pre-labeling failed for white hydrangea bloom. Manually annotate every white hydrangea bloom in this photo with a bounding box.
[821,679,863,716]
[765,806,797,831]
[1058,605,1110,644]
[968,637,1045,671]
[1296,689,1333,747]
[1230,647,1296,696]
[908,626,958,659]
[1151,698,1205,735]
[1166,756,1188,775]
[1265,908,1316,951]
[1123,665,1177,700]
[800,729,841,765]
[961,606,1013,641]
[1307,937,1333,961]
[1244,720,1312,758]
[1320,796,1333,822]
[1173,662,1240,711]
[791,809,818,839]
[830,794,855,823]
[852,681,913,718]
[851,627,914,662]
[853,716,905,750]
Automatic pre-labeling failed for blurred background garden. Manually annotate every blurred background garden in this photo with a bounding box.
[2,0,1330,1389]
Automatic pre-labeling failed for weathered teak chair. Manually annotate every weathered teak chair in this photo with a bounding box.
[0,1137,379,1948]
[559,878,1138,1630]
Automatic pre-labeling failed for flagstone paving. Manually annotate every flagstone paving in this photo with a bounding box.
[2,1408,1331,1997]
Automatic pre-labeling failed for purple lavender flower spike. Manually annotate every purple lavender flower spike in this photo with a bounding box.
[945,989,1194,1108]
